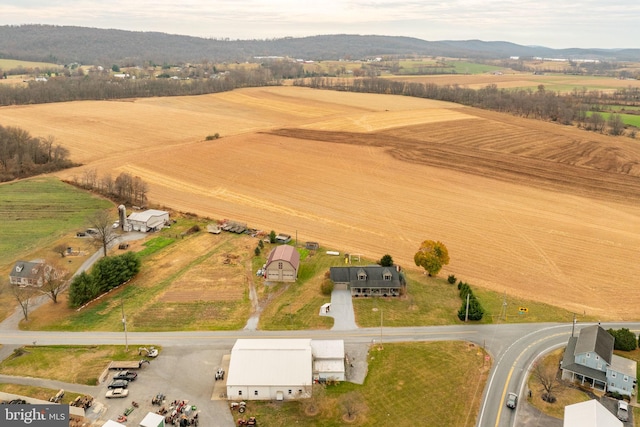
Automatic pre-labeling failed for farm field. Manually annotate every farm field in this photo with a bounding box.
[386,72,640,92]
[2,86,640,320]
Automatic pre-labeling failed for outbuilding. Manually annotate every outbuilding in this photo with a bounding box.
[139,412,166,427]
[311,340,345,382]
[226,339,313,401]
[126,209,169,232]
[264,245,300,282]
[563,399,622,427]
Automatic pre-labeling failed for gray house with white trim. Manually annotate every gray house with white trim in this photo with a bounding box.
[329,265,406,297]
[561,325,637,396]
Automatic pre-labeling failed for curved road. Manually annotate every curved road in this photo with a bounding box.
[1,321,639,426]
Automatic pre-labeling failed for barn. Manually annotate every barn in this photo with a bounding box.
[126,209,169,232]
[226,339,313,401]
[264,245,300,282]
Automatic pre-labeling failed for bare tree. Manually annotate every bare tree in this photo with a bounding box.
[53,243,68,258]
[40,260,70,304]
[532,361,562,403]
[340,391,366,422]
[88,209,119,257]
[11,284,37,322]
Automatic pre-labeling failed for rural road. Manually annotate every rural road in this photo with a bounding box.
[2,321,639,426]
[2,240,638,426]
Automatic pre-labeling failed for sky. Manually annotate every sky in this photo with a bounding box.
[1,0,638,49]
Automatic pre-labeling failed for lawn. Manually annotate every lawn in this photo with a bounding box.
[244,341,489,426]
[0,345,148,385]
[353,275,593,328]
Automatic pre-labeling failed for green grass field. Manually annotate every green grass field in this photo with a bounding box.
[248,341,487,426]
[0,177,113,268]
[586,110,640,127]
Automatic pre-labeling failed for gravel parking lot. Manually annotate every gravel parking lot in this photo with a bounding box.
[97,346,235,426]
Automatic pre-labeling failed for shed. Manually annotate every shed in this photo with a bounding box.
[139,412,166,427]
[311,340,345,382]
[264,245,300,282]
[226,339,312,401]
[563,399,622,427]
[126,210,169,232]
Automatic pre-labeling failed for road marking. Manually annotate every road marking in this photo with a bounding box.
[494,332,569,427]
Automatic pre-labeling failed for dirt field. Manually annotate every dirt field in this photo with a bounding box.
[2,86,639,320]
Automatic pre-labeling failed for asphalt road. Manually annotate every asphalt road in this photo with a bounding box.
[2,322,639,426]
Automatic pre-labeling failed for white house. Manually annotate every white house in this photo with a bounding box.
[563,399,622,427]
[226,339,313,401]
[126,209,169,232]
[311,340,345,382]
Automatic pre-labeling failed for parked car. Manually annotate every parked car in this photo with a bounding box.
[113,370,137,381]
[105,388,129,399]
[86,228,98,235]
[506,392,518,409]
[107,379,129,389]
[617,400,629,422]
[76,232,86,237]
[112,221,120,229]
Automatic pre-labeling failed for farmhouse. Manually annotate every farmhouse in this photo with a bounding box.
[9,260,51,287]
[264,245,300,282]
[563,399,622,427]
[329,265,406,297]
[126,209,170,232]
[561,325,637,396]
[311,340,345,382]
[226,339,313,401]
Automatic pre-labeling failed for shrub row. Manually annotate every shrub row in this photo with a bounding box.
[68,252,141,307]
[607,328,638,351]
[457,281,484,321]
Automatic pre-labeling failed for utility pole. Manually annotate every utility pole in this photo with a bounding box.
[571,313,576,337]
[380,309,383,344]
[121,298,128,351]
[465,293,470,322]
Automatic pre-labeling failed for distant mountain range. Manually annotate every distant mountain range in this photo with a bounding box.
[0,24,638,66]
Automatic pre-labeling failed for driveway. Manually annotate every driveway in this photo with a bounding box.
[323,289,357,330]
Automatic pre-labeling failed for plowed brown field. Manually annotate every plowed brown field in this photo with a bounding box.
[2,86,639,320]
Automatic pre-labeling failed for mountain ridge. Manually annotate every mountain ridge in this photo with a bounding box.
[0,24,638,66]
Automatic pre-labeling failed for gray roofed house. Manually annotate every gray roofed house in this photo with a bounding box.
[330,265,406,297]
[9,260,48,287]
[561,325,637,396]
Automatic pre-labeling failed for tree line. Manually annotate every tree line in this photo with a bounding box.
[70,169,149,207]
[0,68,280,106]
[295,77,640,137]
[0,125,76,181]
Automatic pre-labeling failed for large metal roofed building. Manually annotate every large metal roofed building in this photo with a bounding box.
[226,339,313,401]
